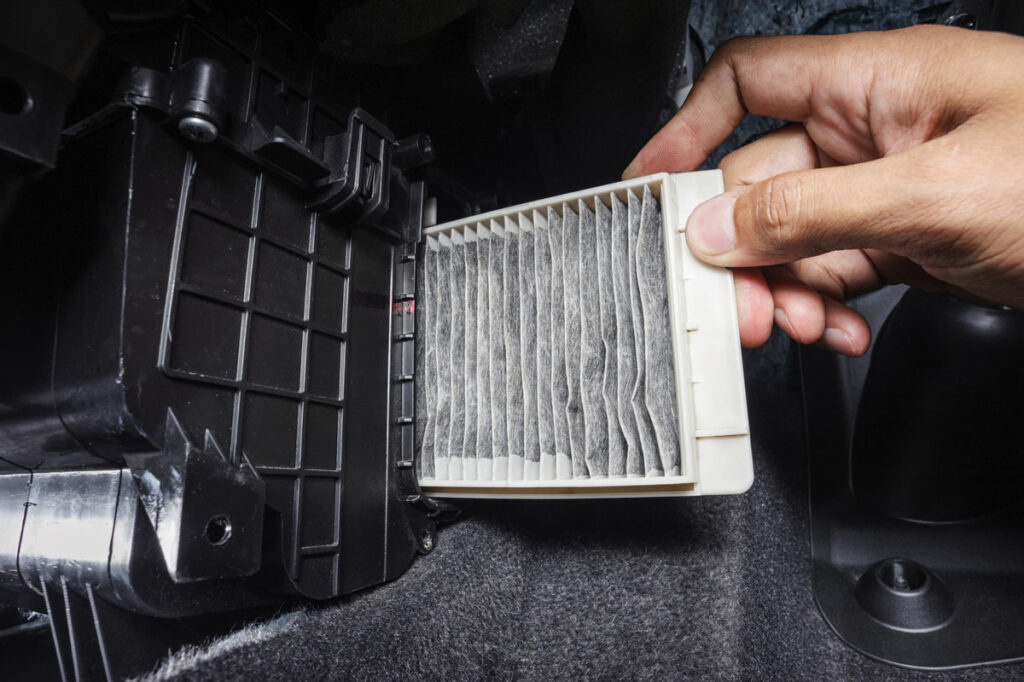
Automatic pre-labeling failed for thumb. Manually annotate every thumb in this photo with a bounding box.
[685,153,942,267]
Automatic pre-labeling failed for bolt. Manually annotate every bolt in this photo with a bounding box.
[178,115,218,143]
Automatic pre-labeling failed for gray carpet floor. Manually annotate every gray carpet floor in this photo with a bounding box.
[147,332,1024,681]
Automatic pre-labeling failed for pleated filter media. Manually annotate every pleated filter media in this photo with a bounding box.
[415,171,752,498]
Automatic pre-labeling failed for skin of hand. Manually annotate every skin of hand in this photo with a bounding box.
[623,25,1024,356]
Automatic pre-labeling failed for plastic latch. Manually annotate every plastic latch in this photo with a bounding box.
[251,124,331,183]
[310,107,393,219]
[309,107,433,239]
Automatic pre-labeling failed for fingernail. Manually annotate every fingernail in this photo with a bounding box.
[687,189,740,255]
[823,327,856,355]
[773,308,792,336]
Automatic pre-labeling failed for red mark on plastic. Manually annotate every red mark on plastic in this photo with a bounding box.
[392,300,415,315]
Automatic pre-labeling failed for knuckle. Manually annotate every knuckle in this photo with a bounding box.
[753,176,805,249]
[717,151,746,185]
[898,157,969,252]
[710,36,760,72]
[718,149,739,173]
[717,35,757,58]
[716,36,745,57]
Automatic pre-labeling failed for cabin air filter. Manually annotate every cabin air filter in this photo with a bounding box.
[415,171,752,498]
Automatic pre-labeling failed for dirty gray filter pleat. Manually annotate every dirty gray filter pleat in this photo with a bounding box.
[447,235,466,480]
[461,230,478,479]
[518,219,540,479]
[611,195,643,477]
[561,203,587,478]
[627,190,662,476]
[578,200,608,477]
[474,229,492,480]
[535,211,556,480]
[416,240,436,479]
[488,222,508,479]
[596,199,628,477]
[637,187,682,476]
[503,219,524,480]
[432,238,453,479]
[417,180,686,485]
[547,207,572,479]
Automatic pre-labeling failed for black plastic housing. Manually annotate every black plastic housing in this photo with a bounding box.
[0,0,437,643]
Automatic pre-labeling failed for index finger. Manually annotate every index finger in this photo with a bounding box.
[622,33,857,178]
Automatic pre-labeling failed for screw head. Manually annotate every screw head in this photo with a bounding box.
[178,115,218,143]
[421,529,435,552]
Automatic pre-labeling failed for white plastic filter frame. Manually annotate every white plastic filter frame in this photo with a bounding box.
[418,171,752,498]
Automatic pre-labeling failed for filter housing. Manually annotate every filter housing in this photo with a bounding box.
[416,171,752,498]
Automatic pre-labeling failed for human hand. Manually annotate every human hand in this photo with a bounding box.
[624,25,1024,355]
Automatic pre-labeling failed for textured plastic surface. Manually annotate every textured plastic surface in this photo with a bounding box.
[0,6,433,611]
[417,171,752,498]
[803,287,1024,669]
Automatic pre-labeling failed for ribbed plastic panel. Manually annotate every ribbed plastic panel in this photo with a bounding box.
[0,6,432,600]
